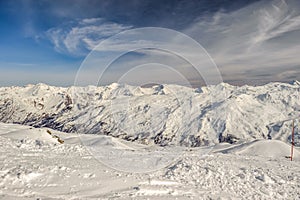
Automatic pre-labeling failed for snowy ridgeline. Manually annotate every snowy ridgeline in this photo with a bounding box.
[0,81,299,147]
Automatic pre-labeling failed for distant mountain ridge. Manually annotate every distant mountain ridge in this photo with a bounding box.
[0,81,299,147]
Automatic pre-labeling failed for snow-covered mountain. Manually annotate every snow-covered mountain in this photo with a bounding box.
[0,81,299,147]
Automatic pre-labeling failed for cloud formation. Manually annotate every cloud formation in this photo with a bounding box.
[185,0,300,85]
[46,18,132,55]
[252,0,300,45]
[41,0,300,86]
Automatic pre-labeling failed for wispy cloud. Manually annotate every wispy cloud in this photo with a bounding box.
[43,0,300,86]
[184,0,300,85]
[46,18,132,56]
[253,0,300,45]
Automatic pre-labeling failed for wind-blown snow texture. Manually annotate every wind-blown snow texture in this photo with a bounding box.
[0,81,299,146]
[0,123,299,199]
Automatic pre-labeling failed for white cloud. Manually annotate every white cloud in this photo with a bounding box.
[71,27,223,87]
[253,0,300,45]
[44,0,300,86]
[184,0,300,84]
[46,18,132,56]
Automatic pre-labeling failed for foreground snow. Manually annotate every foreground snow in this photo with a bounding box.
[1,123,299,199]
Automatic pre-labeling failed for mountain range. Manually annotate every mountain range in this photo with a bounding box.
[0,81,299,147]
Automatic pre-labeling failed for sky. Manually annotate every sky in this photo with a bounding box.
[0,0,299,87]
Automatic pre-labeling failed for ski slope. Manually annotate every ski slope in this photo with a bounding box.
[0,123,299,199]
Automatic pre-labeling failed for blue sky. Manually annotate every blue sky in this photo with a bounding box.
[0,0,299,87]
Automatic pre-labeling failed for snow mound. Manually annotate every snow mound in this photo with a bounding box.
[221,140,300,160]
[0,126,63,146]
[79,134,136,150]
[238,140,300,159]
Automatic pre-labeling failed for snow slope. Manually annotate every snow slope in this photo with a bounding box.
[0,123,299,199]
[214,139,300,160]
[0,81,299,146]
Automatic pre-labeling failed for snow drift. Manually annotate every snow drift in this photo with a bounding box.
[1,123,299,199]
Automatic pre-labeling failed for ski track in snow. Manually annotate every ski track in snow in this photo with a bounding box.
[0,123,299,199]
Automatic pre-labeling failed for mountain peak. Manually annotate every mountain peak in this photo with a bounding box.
[289,80,300,86]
